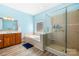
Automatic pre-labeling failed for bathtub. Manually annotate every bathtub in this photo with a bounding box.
[26,35,40,42]
[24,34,45,51]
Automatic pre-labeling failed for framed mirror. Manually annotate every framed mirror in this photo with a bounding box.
[3,20,18,31]
[0,17,18,31]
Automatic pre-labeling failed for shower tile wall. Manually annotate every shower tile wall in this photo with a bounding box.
[67,4,79,55]
[67,10,79,49]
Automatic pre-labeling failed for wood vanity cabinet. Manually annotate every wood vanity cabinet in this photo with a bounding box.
[0,33,22,48]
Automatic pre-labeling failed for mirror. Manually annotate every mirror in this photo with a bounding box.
[3,20,18,31]
[0,17,18,31]
[0,18,3,30]
[37,22,44,32]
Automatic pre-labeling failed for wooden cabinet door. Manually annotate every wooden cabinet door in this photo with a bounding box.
[10,34,15,46]
[0,34,3,48]
[15,33,21,44]
[4,34,10,47]
[4,34,16,47]
[4,37,10,47]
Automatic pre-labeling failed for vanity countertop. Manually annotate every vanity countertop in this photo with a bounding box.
[0,31,21,34]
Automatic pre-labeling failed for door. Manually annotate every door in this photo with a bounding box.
[48,8,66,53]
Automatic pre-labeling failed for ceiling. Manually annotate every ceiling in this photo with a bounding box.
[3,3,62,15]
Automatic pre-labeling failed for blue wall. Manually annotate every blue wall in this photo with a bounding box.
[0,5,33,34]
[34,3,79,33]
[0,4,79,34]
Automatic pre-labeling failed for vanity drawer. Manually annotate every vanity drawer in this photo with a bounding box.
[3,34,11,38]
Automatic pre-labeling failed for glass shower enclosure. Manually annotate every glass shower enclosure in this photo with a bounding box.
[46,4,79,56]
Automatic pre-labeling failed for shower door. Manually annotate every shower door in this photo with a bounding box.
[67,4,79,55]
[47,8,66,53]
